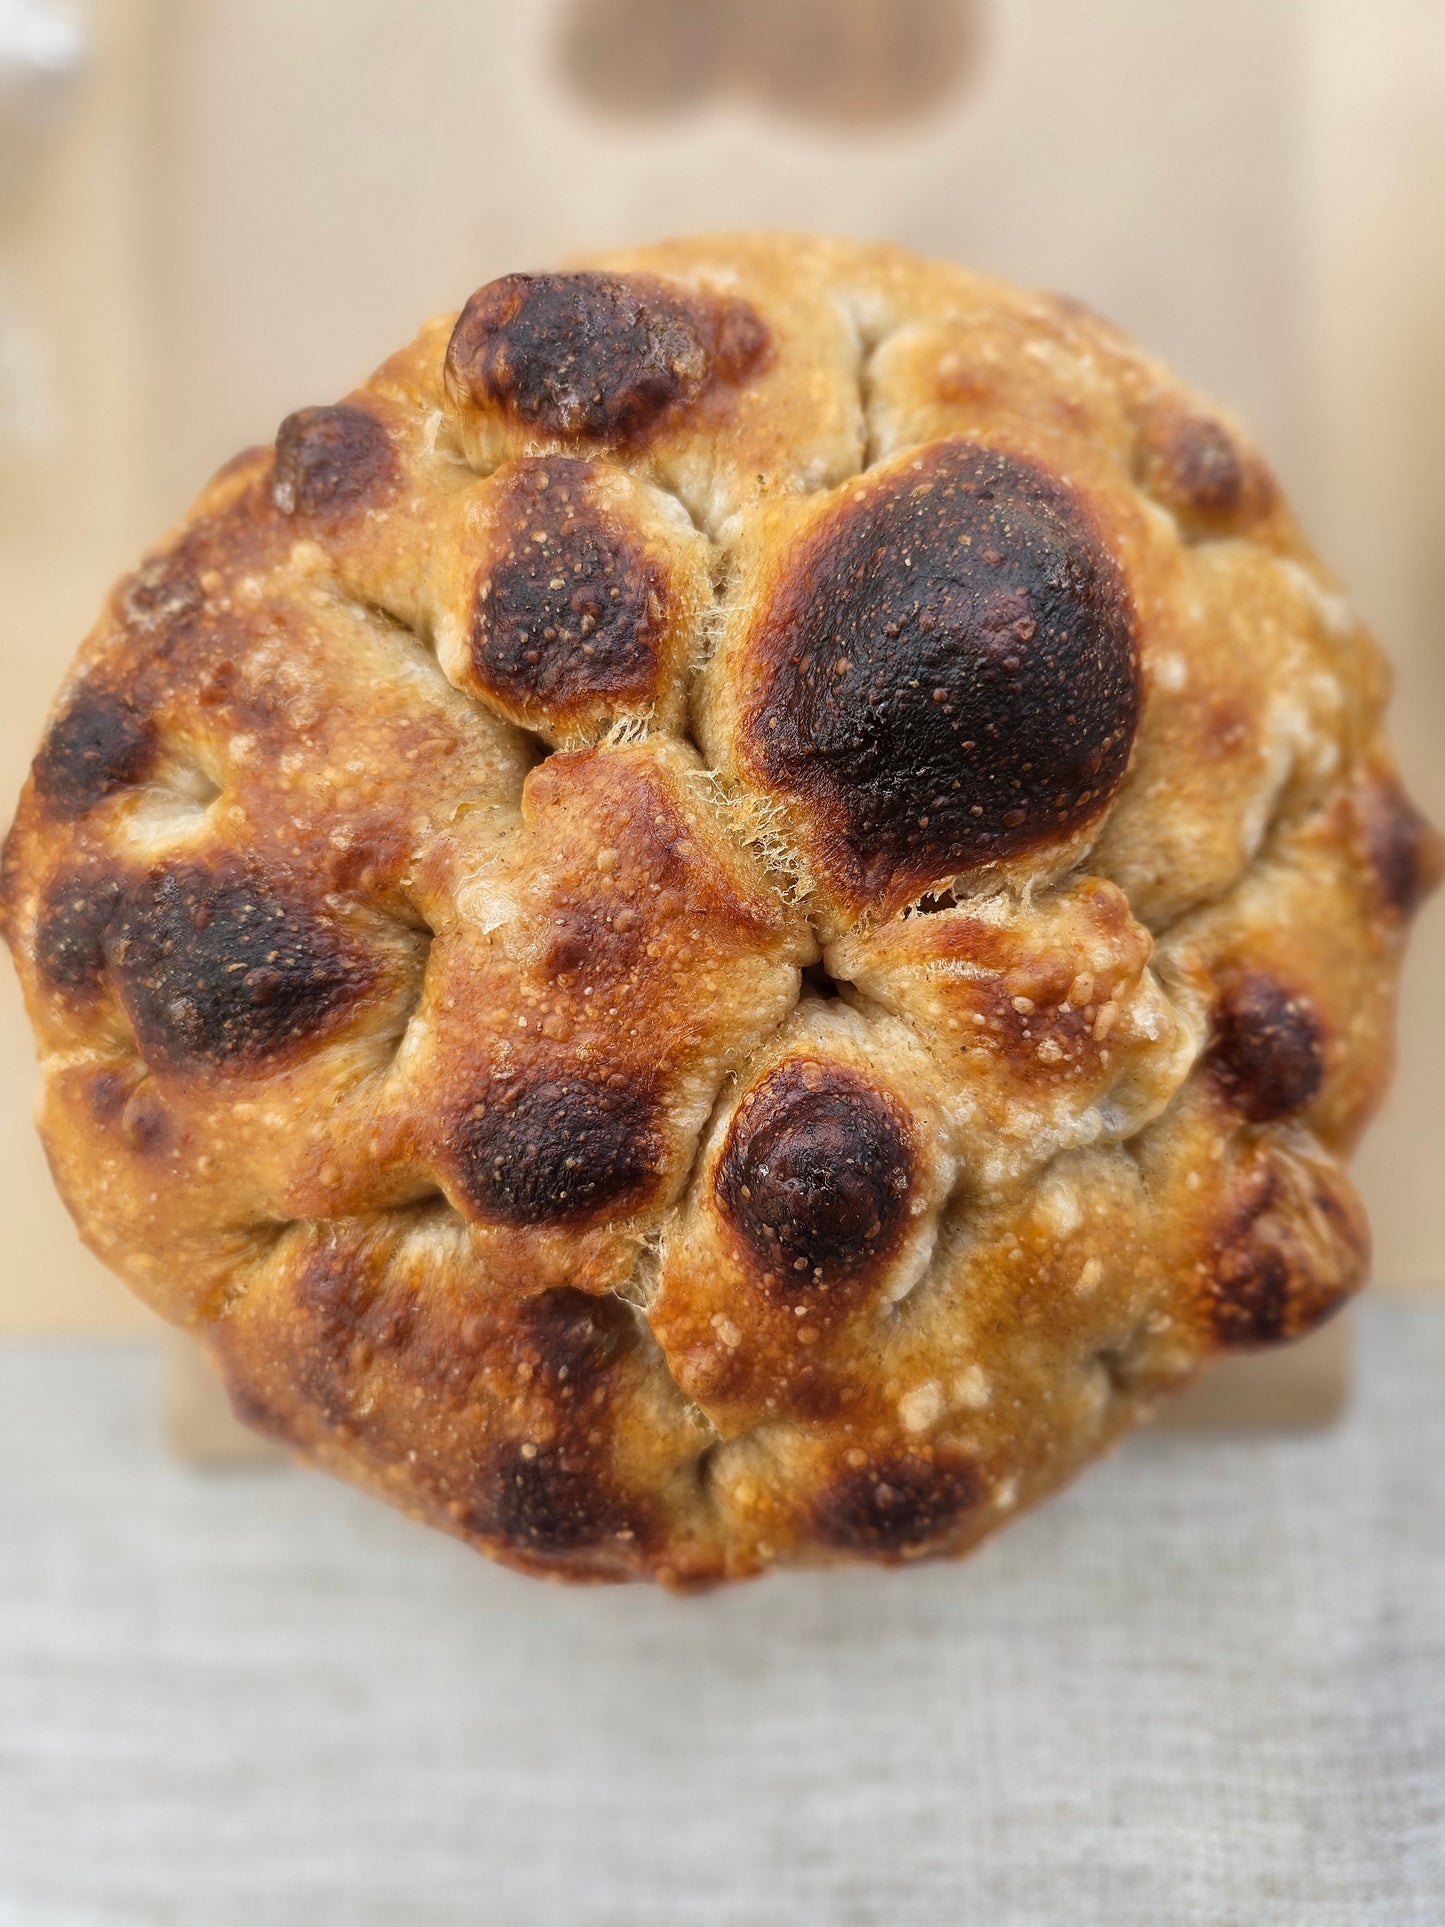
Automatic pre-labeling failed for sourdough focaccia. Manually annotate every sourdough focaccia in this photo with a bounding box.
[3,235,1439,1587]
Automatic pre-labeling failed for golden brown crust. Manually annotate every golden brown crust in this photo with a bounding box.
[2,233,1438,1588]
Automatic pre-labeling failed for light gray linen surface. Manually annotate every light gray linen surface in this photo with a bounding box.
[1,1301,1441,1927]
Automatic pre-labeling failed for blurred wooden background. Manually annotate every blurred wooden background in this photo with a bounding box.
[1,0,1440,1331]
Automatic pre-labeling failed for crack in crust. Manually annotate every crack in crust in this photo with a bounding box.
[1,233,1434,1589]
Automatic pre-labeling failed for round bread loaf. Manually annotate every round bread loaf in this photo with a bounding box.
[4,235,1439,1588]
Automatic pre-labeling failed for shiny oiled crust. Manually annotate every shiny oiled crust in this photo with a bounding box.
[3,235,1440,1588]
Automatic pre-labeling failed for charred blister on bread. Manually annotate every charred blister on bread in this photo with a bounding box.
[272,403,399,521]
[445,270,769,451]
[654,1055,920,1426]
[104,862,381,1074]
[454,1284,660,1560]
[813,1447,984,1559]
[1154,778,1431,1156]
[734,441,1139,915]
[1201,1141,1368,1349]
[1352,760,1445,923]
[35,871,125,1003]
[1205,971,1325,1124]
[33,689,157,819]
[445,1071,664,1230]
[715,1059,915,1296]
[2,233,1436,1587]
[449,455,704,743]
[1134,393,1280,539]
[471,458,669,716]
[470,1437,649,1559]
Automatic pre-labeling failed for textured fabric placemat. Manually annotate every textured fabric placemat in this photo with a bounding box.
[2,1302,1442,1927]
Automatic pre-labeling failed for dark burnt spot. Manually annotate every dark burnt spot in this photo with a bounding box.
[271,404,396,519]
[450,1072,662,1227]
[716,1059,914,1292]
[747,441,1138,903]
[470,457,669,725]
[815,1449,982,1557]
[1138,402,1276,534]
[456,1289,645,1555]
[445,270,768,445]
[34,873,124,999]
[33,691,155,818]
[1206,1160,1365,1348]
[104,864,376,1071]
[474,1440,638,1556]
[1359,773,1444,921]
[1206,972,1324,1124]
